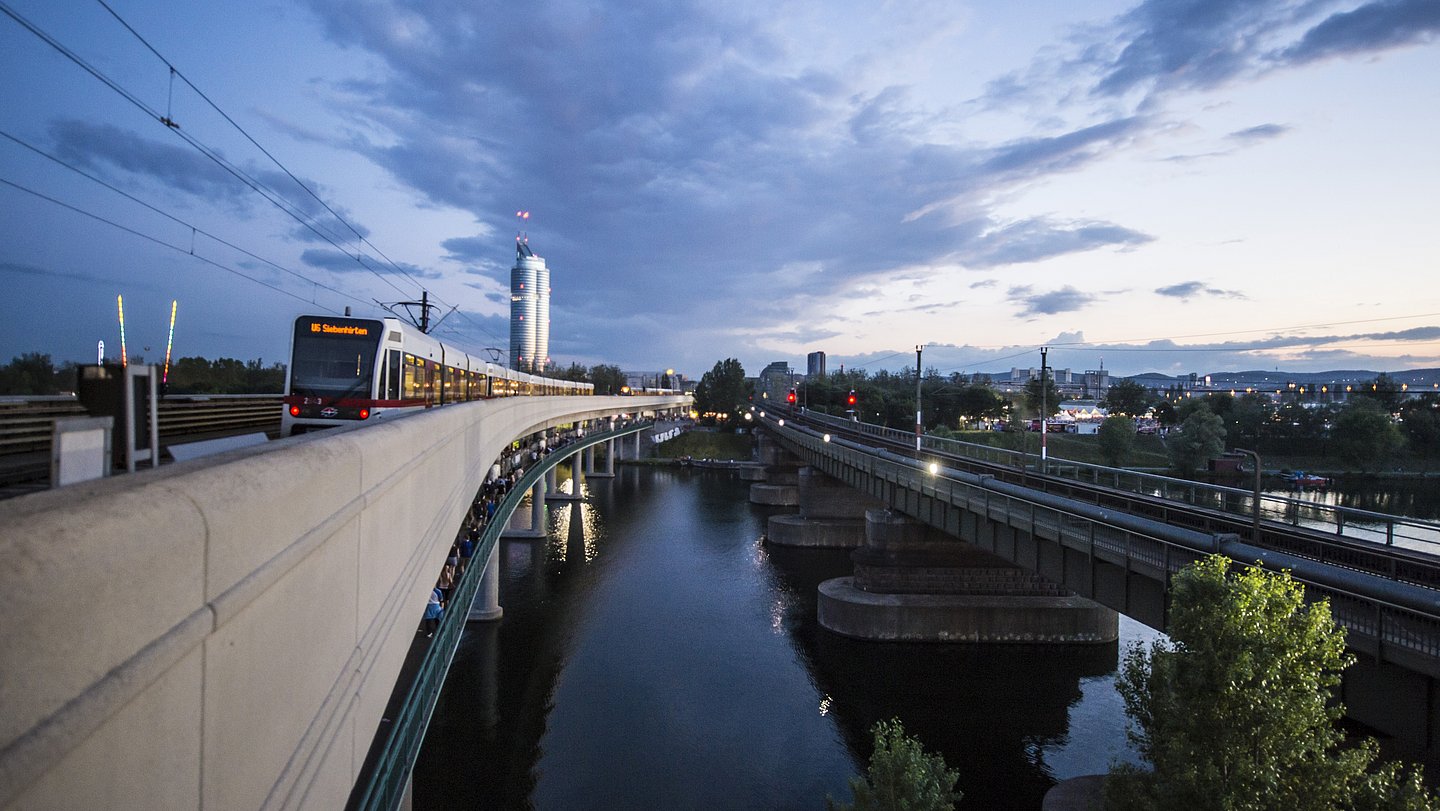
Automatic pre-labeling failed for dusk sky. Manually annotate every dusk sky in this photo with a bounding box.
[2,0,1437,380]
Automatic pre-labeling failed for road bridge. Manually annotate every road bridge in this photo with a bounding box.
[0,394,688,810]
[757,410,1440,762]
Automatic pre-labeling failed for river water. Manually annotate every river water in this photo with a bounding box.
[414,466,1161,810]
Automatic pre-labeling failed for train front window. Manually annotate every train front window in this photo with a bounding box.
[289,318,381,399]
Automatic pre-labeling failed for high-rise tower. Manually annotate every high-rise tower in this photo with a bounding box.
[509,237,550,372]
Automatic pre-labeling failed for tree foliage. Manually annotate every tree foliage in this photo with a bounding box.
[1102,380,1151,417]
[0,353,71,395]
[829,718,961,811]
[1331,399,1405,471]
[1108,555,1437,811]
[1166,403,1226,474]
[693,358,749,423]
[167,356,285,394]
[1097,415,1137,467]
[1023,375,1061,419]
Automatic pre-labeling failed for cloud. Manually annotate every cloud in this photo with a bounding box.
[1155,281,1247,300]
[301,248,439,278]
[1007,284,1099,316]
[1282,0,1440,64]
[960,217,1154,268]
[1227,123,1290,142]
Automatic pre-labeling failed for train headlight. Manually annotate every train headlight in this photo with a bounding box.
[359,408,370,420]
[289,405,300,417]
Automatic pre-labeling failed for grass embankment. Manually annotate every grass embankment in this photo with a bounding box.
[947,430,1172,468]
[652,429,755,461]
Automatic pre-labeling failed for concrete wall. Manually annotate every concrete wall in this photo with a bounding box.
[0,395,686,810]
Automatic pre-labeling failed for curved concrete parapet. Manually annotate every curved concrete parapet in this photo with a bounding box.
[749,483,799,506]
[817,577,1120,643]
[766,514,866,548]
[0,394,686,810]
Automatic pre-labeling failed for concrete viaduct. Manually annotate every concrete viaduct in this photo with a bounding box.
[0,394,688,810]
[754,412,1440,764]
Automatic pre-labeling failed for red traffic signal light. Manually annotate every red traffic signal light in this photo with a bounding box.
[787,389,796,404]
[847,390,857,407]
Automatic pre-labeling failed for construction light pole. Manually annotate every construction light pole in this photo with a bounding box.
[915,344,924,452]
[1039,346,1049,469]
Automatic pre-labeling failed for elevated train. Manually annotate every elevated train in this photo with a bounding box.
[282,314,593,436]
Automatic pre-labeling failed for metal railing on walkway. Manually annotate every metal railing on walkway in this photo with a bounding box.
[348,421,650,811]
[791,408,1440,552]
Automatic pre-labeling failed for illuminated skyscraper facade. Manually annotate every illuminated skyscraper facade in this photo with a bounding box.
[509,239,550,372]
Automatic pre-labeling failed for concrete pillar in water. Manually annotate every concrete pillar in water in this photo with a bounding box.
[546,466,558,493]
[749,433,801,505]
[467,543,503,621]
[584,445,595,474]
[767,466,880,547]
[504,479,547,539]
[817,509,1118,643]
[548,454,583,501]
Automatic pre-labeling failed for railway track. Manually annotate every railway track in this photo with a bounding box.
[775,406,1440,592]
[0,394,283,495]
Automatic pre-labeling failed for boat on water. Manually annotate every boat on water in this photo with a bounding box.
[1282,470,1331,489]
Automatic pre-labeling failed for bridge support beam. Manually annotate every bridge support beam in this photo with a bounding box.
[547,454,583,501]
[749,432,800,505]
[767,467,880,548]
[818,510,1118,643]
[467,544,503,622]
[586,439,615,478]
[503,480,547,539]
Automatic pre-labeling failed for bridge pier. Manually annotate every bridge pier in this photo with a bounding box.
[767,467,880,548]
[585,439,616,478]
[503,479,547,539]
[748,433,800,506]
[818,510,1118,643]
[547,454,583,501]
[467,544,503,622]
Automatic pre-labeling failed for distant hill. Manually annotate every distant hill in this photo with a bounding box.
[1124,369,1440,388]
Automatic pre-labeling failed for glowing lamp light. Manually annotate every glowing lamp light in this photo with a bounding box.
[289,405,301,417]
[359,408,370,420]
[759,411,765,417]
[777,419,785,426]
[928,462,939,475]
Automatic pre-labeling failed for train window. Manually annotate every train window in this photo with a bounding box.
[386,350,401,400]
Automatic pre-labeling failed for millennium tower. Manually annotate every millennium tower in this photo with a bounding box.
[509,237,550,372]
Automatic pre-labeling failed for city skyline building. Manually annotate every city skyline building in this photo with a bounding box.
[807,351,826,379]
[509,237,550,372]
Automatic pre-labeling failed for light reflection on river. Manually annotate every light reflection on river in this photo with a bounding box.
[415,467,1158,810]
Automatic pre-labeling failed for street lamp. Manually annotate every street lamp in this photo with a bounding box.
[1233,448,1262,541]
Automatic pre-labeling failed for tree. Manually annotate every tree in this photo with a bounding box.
[1097,415,1137,467]
[955,384,1006,429]
[1102,380,1151,417]
[1398,395,1440,466]
[1107,555,1437,811]
[1023,375,1061,419]
[0,352,64,395]
[829,718,961,811]
[1357,373,1404,413]
[1331,399,1404,471]
[1167,403,1225,474]
[588,364,626,395]
[693,358,749,424]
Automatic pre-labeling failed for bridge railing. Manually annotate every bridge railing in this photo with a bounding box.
[770,417,1440,678]
[349,421,649,811]
[789,407,1440,553]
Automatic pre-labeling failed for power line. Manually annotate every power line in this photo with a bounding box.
[0,127,372,309]
[0,174,344,313]
[0,0,413,299]
[91,0,434,297]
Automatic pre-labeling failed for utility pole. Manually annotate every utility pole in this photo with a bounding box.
[915,344,924,452]
[1039,346,1049,468]
[420,290,430,333]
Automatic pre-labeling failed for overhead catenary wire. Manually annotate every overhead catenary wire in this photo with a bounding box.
[4,0,512,349]
[0,174,346,314]
[0,127,372,310]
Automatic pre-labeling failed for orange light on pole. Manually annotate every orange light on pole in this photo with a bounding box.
[163,299,177,383]
[117,294,128,368]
